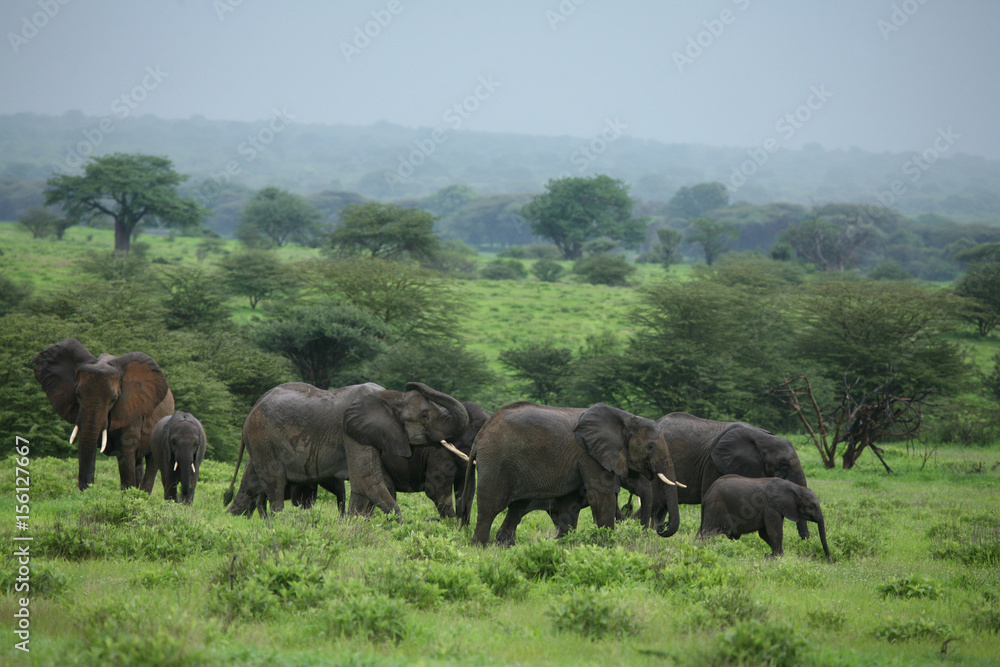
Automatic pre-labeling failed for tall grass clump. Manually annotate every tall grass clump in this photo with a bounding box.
[546,588,641,639]
[708,620,806,666]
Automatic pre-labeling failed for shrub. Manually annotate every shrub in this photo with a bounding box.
[971,604,1000,635]
[210,550,327,621]
[572,255,635,286]
[547,588,641,639]
[531,258,564,282]
[711,620,806,667]
[481,258,527,280]
[319,590,409,644]
[366,562,444,609]
[877,576,941,600]
[650,544,736,594]
[874,616,953,643]
[498,244,561,260]
[0,560,68,598]
[511,540,566,580]
[477,556,528,599]
[690,588,769,630]
[554,546,652,589]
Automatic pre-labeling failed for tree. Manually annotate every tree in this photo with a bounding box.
[328,202,440,263]
[158,267,229,331]
[653,227,684,267]
[481,259,527,280]
[531,258,564,282]
[665,182,729,219]
[954,261,1000,337]
[420,184,478,218]
[499,342,574,404]
[237,186,321,248]
[252,303,388,389]
[300,257,463,342]
[45,153,205,254]
[17,206,66,239]
[780,206,882,272]
[521,175,646,260]
[685,217,738,265]
[219,250,295,309]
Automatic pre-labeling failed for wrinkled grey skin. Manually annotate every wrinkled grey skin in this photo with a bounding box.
[227,458,345,517]
[379,401,488,518]
[698,475,830,560]
[459,402,681,547]
[223,381,469,518]
[657,412,813,540]
[33,339,174,491]
[149,412,207,504]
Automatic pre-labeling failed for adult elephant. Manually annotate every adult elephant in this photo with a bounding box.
[657,412,812,539]
[223,381,469,518]
[33,339,174,491]
[460,402,682,547]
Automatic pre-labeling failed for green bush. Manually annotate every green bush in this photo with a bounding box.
[366,562,444,609]
[689,588,769,630]
[0,560,68,598]
[531,258,564,282]
[477,556,528,599]
[711,620,806,666]
[650,544,736,593]
[874,616,953,643]
[878,575,941,600]
[547,588,640,639]
[971,604,1000,635]
[571,255,635,286]
[554,546,652,589]
[481,258,527,280]
[210,550,327,621]
[318,589,409,644]
[511,539,566,580]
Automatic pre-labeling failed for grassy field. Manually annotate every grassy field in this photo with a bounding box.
[0,439,998,666]
[3,223,1000,664]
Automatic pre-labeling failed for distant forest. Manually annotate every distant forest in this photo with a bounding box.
[2,111,998,266]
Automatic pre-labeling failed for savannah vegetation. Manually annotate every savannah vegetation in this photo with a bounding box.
[1,150,999,664]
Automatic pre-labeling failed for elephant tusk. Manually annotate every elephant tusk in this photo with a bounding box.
[100,430,108,453]
[70,425,79,445]
[191,463,196,473]
[174,461,179,471]
[440,440,470,462]
[657,472,686,488]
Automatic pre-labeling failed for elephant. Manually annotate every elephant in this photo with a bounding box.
[697,475,830,560]
[459,402,682,547]
[33,338,174,491]
[148,412,207,504]
[226,457,346,517]
[657,412,813,540]
[223,381,469,518]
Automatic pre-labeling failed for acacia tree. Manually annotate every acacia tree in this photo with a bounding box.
[685,217,738,265]
[499,342,574,404]
[45,153,205,254]
[665,181,729,219]
[954,261,1000,337]
[219,249,295,309]
[327,202,440,263]
[521,175,646,260]
[237,186,321,248]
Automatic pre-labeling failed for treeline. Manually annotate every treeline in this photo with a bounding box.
[2,111,999,221]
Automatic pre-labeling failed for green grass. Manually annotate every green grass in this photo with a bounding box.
[0,440,998,665]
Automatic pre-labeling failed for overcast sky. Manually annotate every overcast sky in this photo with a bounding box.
[2,1,998,159]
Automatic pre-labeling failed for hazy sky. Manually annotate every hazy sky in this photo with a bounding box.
[3,1,998,159]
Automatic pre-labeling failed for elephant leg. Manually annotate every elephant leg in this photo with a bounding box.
[253,460,287,514]
[586,489,617,529]
[495,499,533,547]
[141,457,158,495]
[472,501,504,547]
[163,470,177,502]
[763,510,785,557]
[116,453,137,490]
[348,448,401,518]
[348,493,376,517]
[320,479,346,515]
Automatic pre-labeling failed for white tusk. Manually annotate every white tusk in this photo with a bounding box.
[676,480,687,488]
[174,461,178,471]
[100,430,108,453]
[440,440,470,462]
[191,463,196,473]
[70,425,79,445]
[657,472,676,487]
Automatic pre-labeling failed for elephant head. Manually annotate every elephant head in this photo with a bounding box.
[711,425,811,538]
[574,404,682,538]
[161,413,206,503]
[765,480,831,560]
[343,381,469,458]
[33,339,170,490]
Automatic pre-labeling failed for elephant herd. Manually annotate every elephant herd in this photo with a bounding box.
[33,339,830,559]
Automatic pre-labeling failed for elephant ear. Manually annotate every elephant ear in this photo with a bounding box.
[765,479,801,522]
[32,339,97,424]
[711,426,766,477]
[573,404,628,477]
[108,352,169,430]
[343,392,411,457]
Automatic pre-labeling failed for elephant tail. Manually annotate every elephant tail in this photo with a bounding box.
[457,447,477,526]
[223,431,247,507]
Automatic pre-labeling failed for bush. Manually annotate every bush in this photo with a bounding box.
[531,258,565,282]
[0,560,68,598]
[877,576,941,600]
[547,588,641,639]
[874,616,953,643]
[711,620,806,666]
[481,258,527,280]
[690,588,769,630]
[477,556,528,599]
[210,550,327,621]
[572,255,636,286]
[554,546,652,589]
[498,244,561,260]
[511,540,566,580]
[318,589,409,644]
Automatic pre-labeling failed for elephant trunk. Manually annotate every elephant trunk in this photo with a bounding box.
[178,456,194,503]
[787,463,812,540]
[817,514,831,561]
[651,449,681,538]
[75,412,109,491]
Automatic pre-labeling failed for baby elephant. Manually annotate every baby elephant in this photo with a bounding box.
[698,475,830,560]
[149,412,207,504]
